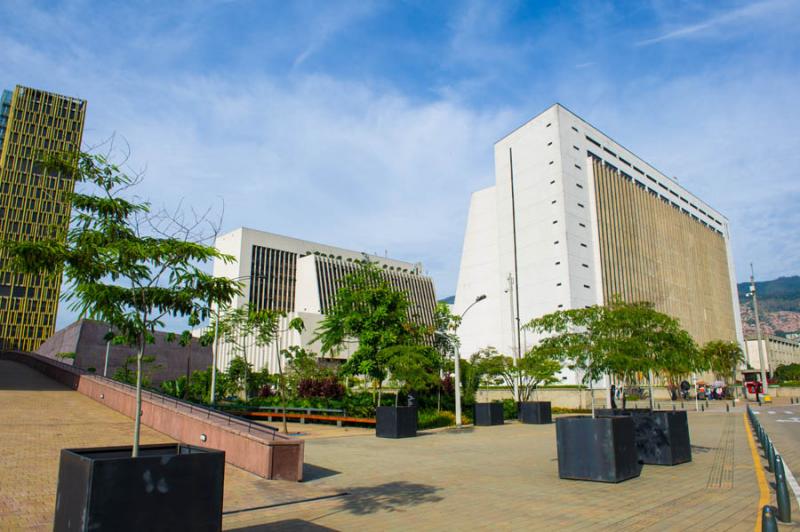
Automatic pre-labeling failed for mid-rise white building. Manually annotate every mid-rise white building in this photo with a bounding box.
[454,104,743,384]
[212,227,437,373]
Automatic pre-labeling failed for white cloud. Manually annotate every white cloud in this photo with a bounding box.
[637,0,797,46]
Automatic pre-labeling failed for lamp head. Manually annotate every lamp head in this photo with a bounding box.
[475,294,487,302]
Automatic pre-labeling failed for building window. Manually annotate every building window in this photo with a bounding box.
[551,200,557,204]
[582,263,589,268]
[556,282,562,286]
[550,180,556,185]
[549,161,554,165]
[555,261,561,265]
[580,243,587,248]
[546,122,552,127]
[577,203,584,208]
[576,183,583,189]
[584,284,591,288]
[579,222,586,228]
[547,141,552,146]
[573,145,579,151]
[552,220,558,224]
[557,304,564,308]
[574,164,582,170]
[554,241,560,245]
[571,126,578,132]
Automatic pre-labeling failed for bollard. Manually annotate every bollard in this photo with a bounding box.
[775,456,792,523]
[767,441,775,473]
[673,405,676,411]
[726,404,730,413]
[701,404,705,412]
[758,399,762,406]
[762,506,779,532]
[681,401,684,409]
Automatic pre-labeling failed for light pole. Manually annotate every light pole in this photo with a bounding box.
[749,264,769,396]
[454,294,487,428]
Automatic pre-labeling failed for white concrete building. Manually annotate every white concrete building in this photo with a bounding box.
[744,335,800,374]
[212,227,437,373]
[454,104,743,384]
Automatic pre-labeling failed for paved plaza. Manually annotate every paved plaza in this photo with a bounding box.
[1,360,797,531]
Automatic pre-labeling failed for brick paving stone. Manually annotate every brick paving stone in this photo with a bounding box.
[0,360,775,530]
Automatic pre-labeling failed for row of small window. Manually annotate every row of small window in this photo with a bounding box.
[586,136,723,228]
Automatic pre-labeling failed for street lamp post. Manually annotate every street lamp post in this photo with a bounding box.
[454,294,487,428]
[749,264,769,396]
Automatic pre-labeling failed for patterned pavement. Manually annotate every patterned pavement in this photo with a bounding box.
[0,360,781,531]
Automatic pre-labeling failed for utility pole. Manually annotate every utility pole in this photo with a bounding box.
[507,274,519,402]
[750,263,769,395]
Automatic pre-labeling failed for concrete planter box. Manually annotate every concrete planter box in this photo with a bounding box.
[376,406,417,438]
[474,402,505,426]
[556,416,641,483]
[595,409,692,465]
[54,443,225,531]
[519,401,552,424]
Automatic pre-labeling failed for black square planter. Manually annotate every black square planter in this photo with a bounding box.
[376,406,417,438]
[595,409,692,465]
[519,401,552,424]
[474,402,504,426]
[54,443,225,532]
[556,416,641,483]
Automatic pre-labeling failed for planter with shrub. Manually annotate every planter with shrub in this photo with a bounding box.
[474,402,504,426]
[519,401,552,424]
[54,443,225,532]
[555,415,640,482]
[596,409,691,465]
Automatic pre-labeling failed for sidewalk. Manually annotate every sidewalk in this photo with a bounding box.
[0,360,772,530]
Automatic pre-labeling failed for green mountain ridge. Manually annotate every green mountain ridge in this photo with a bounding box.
[737,275,800,313]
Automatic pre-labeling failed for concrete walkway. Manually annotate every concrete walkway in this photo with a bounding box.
[0,360,778,530]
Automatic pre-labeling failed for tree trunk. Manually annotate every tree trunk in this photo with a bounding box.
[132,337,145,458]
[275,335,289,435]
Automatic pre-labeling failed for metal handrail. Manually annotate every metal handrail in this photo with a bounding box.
[2,350,285,440]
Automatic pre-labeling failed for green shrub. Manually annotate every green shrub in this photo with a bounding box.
[418,409,456,429]
[56,352,76,360]
[780,380,800,387]
[502,399,518,420]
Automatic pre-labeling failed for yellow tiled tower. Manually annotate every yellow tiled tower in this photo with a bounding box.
[0,85,86,351]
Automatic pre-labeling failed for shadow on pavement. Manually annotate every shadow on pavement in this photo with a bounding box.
[302,463,341,481]
[228,519,337,531]
[0,360,71,391]
[339,481,443,515]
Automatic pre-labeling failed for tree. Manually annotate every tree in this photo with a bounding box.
[314,261,423,401]
[701,340,745,385]
[474,346,561,402]
[525,300,702,412]
[249,309,305,434]
[432,301,461,410]
[378,345,441,406]
[3,151,240,457]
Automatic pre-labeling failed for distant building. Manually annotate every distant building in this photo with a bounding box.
[0,85,87,351]
[37,319,211,385]
[743,335,800,374]
[454,104,743,384]
[212,227,437,373]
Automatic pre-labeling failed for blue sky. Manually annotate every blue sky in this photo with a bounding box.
[1,0,799,330]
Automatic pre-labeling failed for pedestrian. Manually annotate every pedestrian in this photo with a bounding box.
[610,384,617,409]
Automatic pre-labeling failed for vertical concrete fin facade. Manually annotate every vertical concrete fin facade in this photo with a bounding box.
[591,156,737,344]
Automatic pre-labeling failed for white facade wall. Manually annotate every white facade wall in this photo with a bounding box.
[212,227,426,373]
[454,103,744,385]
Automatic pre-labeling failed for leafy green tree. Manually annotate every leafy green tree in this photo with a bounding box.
[432,301,461,410]
[2,152,240,457]
[701,340,745,385]
[526,299,702,412]
[472,346,560,402]
[378,345,441,406]
[249,309,305,434]
[314,261,423,401]
[774,363,800,382]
